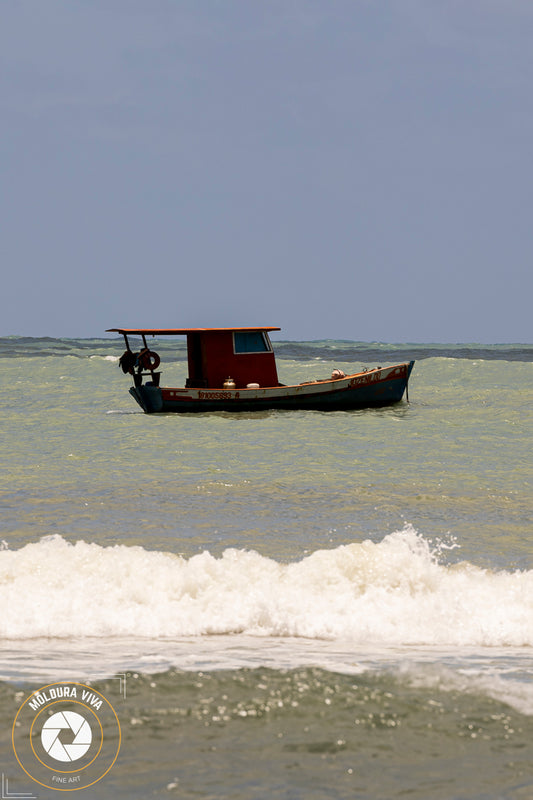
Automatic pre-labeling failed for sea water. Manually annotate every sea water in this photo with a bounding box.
[0,337,532,798]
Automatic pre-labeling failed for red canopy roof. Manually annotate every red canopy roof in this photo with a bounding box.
[107,327,281,335]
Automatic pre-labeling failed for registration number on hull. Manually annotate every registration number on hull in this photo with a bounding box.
[198,391,240,400]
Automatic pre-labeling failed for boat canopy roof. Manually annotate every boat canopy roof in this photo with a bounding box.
[107,326,281,336]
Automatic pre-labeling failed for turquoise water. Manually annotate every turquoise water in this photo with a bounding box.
[1,338,532,798]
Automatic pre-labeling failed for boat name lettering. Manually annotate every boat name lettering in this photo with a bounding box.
[349,371,382,388]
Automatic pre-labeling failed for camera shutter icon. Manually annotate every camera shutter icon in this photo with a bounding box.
[41,711,92,762]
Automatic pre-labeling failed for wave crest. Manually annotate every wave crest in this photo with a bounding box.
[1,528,532,646]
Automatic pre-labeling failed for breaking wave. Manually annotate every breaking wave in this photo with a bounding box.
[2,527,532,645]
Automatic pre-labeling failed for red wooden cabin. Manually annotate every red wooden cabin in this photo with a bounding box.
[185,327,280,388]
[109,327,281,389]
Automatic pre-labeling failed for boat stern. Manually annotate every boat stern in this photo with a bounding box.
[129,384,164,413]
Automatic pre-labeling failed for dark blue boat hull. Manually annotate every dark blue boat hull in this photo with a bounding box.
[129,361,415,414]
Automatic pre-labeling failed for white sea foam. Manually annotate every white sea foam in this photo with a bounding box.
[397,661,533,716]
[2,526,533,647]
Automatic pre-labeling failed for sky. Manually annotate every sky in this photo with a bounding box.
[2,0,532,343]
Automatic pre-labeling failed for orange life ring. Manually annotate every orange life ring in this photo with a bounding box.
[139,349,160,371]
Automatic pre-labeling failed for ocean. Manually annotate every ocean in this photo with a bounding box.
[0,336,532,799]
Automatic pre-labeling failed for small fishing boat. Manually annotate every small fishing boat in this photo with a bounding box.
[107,326,414,413]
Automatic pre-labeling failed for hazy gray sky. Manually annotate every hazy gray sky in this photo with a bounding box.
[2,1,532,342]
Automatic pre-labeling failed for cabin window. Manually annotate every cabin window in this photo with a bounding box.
[233,331,271,354]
